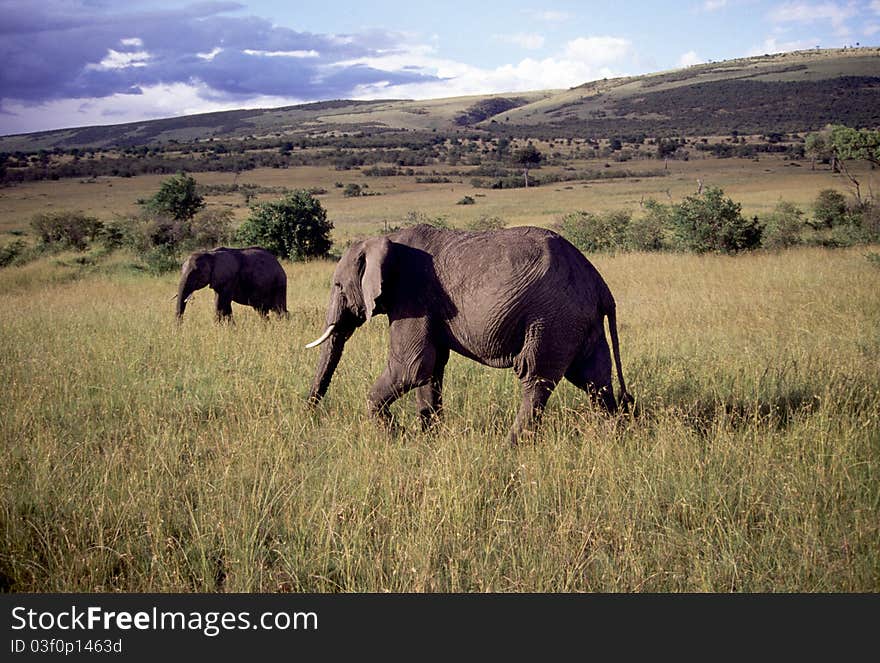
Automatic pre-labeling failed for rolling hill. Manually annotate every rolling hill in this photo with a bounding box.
[1,47,878,153]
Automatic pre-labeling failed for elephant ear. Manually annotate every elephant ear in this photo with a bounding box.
[361,237,393,321]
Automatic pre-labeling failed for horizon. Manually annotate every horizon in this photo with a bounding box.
[2,0,879,137]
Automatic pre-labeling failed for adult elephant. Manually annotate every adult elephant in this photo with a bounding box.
[305,224,632,444]
[175,247,288,322]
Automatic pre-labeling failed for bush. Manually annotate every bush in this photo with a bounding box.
[401,211,452,229]
[143,172,205,221]
[0,239,27,267]
[627,199,670,251]
[670,187,762,254]
[466,215,506,231]
[140,245,182,275]
[343,183,363,197]
[188,208,235,249]
[824,203,880,246]
[762,201,805,249]
[555,210,630,253]
[855,201,880,243]
[812,189,848,229]
[31,211,103,250]
[457,196,476,205]
[124,213,188,253]
[236,190,333,260]
[99,217,129,251]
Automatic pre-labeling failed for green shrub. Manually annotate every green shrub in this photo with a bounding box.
[236,190,333,260]
[670,187,762,254]
[31,211,103,250]
[457,195,476,205]
[98,217,129,251]
[188,208,236,249]
[852,201,880,244]
[627,199,670,251]
[0,239,27,267]
[140,245,182,275]
[763,201,805,249]
[555,210,630,253]
[343,183,363,197]
[812,189,848,229]
[142,172,205,221]
[401,211,452,229]
[123,213,188,253]
[465,215,506,231]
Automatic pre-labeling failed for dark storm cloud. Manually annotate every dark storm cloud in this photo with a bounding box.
[0,1,436,105]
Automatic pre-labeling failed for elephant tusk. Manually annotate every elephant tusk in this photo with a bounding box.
[170,294,178,301]
[305,324,335,348]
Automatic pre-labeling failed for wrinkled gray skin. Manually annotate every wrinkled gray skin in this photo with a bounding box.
[307,225,632,444]
[176,247,287,322]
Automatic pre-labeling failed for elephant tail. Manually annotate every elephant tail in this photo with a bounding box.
[604,298,633,413]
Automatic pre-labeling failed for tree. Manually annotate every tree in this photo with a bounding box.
[805,129,835,171]
[143,172,205,221]
[236,190,333,261]
[512,143,542,188]
[827,125,880,202]
[806,125,880,201]
[670,187,762,254]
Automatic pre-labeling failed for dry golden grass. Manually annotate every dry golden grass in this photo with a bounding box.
[0,244,877,591]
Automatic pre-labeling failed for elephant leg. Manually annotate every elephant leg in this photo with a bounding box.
[507,319,569,444]
[509,376,558,446]
[214,292,233,322]
[565,332,617,412]
[368,325,437,427]
[415,345,449,431]
[275,289,289,318]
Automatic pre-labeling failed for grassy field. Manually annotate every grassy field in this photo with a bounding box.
[2,154,874,241]
[0,242,878,591]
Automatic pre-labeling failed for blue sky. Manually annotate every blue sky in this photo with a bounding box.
[1,0,878,135]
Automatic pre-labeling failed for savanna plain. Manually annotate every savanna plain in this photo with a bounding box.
[1,155,878,592]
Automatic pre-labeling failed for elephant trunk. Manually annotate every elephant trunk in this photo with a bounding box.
[307,332,347,406]
[176,279,190,318]
[175,270,201,318]
[307,289,356,405]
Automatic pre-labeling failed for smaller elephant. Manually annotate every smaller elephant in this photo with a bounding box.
[175,247,288,322]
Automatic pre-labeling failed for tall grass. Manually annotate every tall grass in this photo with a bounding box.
[0,246,878,591]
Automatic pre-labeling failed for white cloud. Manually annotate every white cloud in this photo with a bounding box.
[678,50,702,67]
[197,47,223,61]
[242,49,320,58]
[702,0,728,11]
[870,0,880,12]
[525,10,571,22]
[746,36,819,55]
[864,23,880,35]
[120,37,144,48]
[87,49,152,70]
[494,33,545,50]
[342,36,635,101]
[563,36,633,65]
[768,2,857,35]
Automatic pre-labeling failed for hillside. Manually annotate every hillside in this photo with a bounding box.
[1,47,878,153]
[491,48,880,138]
